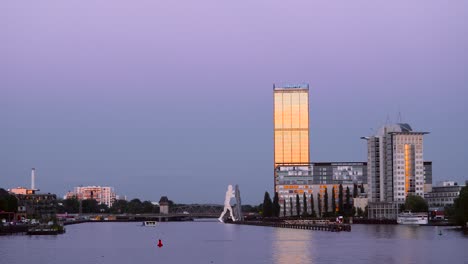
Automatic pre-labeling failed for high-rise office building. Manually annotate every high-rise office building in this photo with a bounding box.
[423,161,433,193]
[273,84,310,188]
[362,123,429,219]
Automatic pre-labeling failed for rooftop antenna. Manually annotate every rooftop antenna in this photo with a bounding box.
[385,114,391,125]
[397,105,403,123]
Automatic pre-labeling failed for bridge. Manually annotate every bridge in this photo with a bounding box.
[75,204,229,221]
[170,204,224,216]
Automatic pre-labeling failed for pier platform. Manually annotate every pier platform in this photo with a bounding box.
[228,220,351,232]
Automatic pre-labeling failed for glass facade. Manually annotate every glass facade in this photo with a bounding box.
[273,85,309,168]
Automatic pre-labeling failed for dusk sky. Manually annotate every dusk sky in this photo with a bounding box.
[2,1,467,204]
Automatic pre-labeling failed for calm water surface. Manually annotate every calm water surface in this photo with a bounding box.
[1,220,467,264]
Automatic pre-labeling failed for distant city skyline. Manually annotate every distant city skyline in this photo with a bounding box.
[2,1,468,204]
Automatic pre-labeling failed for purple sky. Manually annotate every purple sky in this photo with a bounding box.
[1,1,467,204]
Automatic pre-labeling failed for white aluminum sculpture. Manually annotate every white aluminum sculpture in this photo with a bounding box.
[218,185,236,223]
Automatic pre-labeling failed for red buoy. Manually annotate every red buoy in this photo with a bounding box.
[157,239,163,248]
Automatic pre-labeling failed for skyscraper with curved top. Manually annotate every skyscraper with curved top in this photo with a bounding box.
[273,84,310,187]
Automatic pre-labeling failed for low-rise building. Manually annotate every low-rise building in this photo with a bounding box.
[275,165,361,216]
[425,181,465,210]
[159,196,170,214]
[16,193,57,219]
[8,187,36,195]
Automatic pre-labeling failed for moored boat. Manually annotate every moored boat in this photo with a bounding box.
[397,211,428,225]
[142,221,157,227]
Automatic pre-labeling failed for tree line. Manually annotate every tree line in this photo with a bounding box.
[445,186,468,228]
[261,184,363,218]
[0,189,18,213]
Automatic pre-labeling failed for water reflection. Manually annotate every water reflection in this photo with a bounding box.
[1,223,467,264]
[368,224,397,239]
[272,228,313,264]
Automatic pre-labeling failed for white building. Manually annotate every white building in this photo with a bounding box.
[425,181,465,210]
[66,186,117,207]
[362,123,429,219]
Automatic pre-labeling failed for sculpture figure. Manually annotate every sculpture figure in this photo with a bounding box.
[218,185,235,223]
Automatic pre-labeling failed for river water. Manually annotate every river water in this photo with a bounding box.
[1,220,467,264]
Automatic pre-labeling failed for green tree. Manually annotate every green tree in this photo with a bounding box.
[310,194,316,217]
[356,207,364,217]
[338,184,344,214]
[444,204,455,220]
[331,187,336,216]
[353,183,358,198]
[399,203,406,212]
[0,198,6,212]
[283,199,286,217]
[272,192,280,217]
[317,193,322,217]
[256,203,263,215]
[97,203,109,213]
[0,189,18,213]
[128,199,143,214]
[351,207,356,217]
[289,197,293,216]
[63,198,79,213]
[81,199,98,213]
[262,192,273,217]
[453,186,468,227]
[6,195,18,213]
[142,201,155,213]
[242,205,259,213]
[296,194,300,217]
[402,195,428,212]
[323,188,329,215]
[110,199,128,214]
[302,193,308,216]
[345,187,351,216]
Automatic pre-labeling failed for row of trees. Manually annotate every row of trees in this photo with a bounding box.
[445,186,468,227]
[0,188,18,213]
[261,184,359,218]
[259,185,468,228]
[57,198,161,214]
[400,195,428,212]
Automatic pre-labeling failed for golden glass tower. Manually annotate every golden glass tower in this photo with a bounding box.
[273,84,310,170]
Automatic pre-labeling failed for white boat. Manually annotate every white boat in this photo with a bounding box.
[142,221,157,227]
[397,211,428,225]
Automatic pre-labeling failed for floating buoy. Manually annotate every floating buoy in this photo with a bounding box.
[157,239,163,247]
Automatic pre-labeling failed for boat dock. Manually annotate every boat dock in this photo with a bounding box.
[26,225,65,235]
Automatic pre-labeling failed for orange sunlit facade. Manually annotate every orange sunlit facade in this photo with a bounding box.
[404,144,414,195]
[9,187,36,195]
[274,85,310,170]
